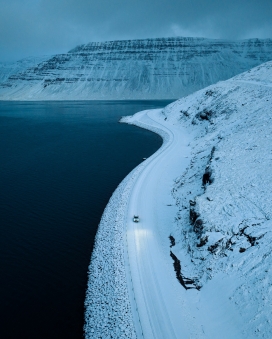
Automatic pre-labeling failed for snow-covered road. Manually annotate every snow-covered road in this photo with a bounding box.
[125,109,245,339]
[125,109,193,338]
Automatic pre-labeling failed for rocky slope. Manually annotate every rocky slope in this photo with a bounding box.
[162,60,272,337]
[0,37,272,100]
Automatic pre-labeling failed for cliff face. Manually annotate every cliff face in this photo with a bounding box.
[1,37,272,100]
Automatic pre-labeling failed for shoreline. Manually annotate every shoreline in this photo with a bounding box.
[84,109,171,338]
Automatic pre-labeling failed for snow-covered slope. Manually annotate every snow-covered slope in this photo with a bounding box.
[160,60,272,337]
[85,60,272,338]
[0,56,48,84]
[1,37,272,100]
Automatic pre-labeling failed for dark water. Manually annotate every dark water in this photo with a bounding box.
[0,100,172,339]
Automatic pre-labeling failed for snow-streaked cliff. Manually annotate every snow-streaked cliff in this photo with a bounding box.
[0,37,272,100]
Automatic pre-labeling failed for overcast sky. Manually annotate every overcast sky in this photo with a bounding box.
[1,0,272,61]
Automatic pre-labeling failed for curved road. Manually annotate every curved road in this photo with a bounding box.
[125,108,246,339]
[126,109,192,339]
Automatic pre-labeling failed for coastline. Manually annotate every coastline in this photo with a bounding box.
[84,109,170,338]
[84,63,272,338]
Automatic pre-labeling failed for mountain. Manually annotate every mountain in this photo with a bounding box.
[0,37,272,100]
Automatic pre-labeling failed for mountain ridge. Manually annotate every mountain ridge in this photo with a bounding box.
[0,36,272,100]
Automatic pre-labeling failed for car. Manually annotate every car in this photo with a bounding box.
[133,215,139,223]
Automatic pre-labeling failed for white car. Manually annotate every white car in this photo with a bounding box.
[133,215,139,223]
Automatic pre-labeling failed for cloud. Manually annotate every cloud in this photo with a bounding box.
[0,0,271,61]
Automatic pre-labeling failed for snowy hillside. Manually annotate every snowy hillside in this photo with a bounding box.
[0,37,272,100]
[85,61,272,338]
[0,56,48,84]
[161,60,272,337]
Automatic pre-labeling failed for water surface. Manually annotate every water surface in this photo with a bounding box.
[0,100,172,339]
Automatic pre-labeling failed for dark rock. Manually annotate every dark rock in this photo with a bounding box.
[210,146,216,158]
[202,167,213,185]
[189,199,196,206]
[197,235,208,247]
[239,247,246,253]
[196,109,214,122]
[169,235,175,248]
[193,219,204,236]
[208,239,223,254]
[170,251,201,290]
[239,226,264,247]
[200,112,209,120]
[180,110,190,117]
[189,207,199,224]
[205,90,214,96]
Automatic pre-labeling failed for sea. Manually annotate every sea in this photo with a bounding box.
[0,100,172,338]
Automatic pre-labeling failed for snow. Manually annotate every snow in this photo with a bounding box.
[0,56,48,83]
[85,60,272,338]
[1,37,272,100]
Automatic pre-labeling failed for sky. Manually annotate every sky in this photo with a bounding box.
[0,0,272,62]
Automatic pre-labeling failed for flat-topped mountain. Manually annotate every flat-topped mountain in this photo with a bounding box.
[0,37,272,100]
